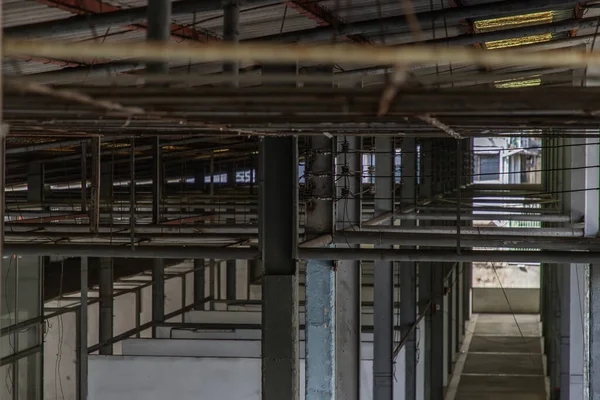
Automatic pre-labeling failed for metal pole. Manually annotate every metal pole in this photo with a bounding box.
[373,136,394,400]
[146,0,171,74]
[335,136,361,400]
[152,137,161,224]
[152,259,164,337]
[223,0,239,86]
[90,138,100,233]
[260,134,299,400]
[226,260,236,301]
[401,138,417,400]
[305,134,335,400]
[81,141,87,213]
[194,259,205,309]
[98,258,113,355]
[78,257,88,400]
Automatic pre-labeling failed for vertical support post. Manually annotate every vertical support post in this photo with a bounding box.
[27,162,43,204]
[335,136,361,400]
[401,138,417,400]
[373,136,394,400]
[152,259,165,337]
[100,161,113,203]
[209,259,216,310]
[81,141,87,213]
[194,259,205,308]
[260,135,299,400]
[152,138,162,224]
[146,0,170,75]
[98,258,113,355]
[226,260,236,301]
[430,263,445,400]
[90,138,100,233]
[223,0,239,86]
[129,137,135,248]
[305,134,335,400]
[77,257,88,400]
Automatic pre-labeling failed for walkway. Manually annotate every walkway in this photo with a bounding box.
[448,313,547,400]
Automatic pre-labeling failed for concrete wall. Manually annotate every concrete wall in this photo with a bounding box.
[88,355,407,400]
[472,288,540,314]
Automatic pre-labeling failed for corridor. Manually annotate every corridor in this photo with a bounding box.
[449,314,547,400]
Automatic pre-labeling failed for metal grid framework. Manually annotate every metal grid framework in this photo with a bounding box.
[1,0,600,399]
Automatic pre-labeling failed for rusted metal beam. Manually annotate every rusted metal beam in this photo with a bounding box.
[37,0,218,43]
[286,0,371,44]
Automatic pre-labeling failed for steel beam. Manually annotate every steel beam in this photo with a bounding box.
[260,135,299,400]
[401,138,417,400]
[373,136,394,400]
[226,260,236,301]
[223,0,240,85]
[98,257,113,355]
[305,134,335,400]
[77,257,88,400]
[147,0,170,75]
[90,137,100,233]
[27,162,43,204]
[335,136,361,400]
[152,259,164,336]
[194,259,205,308]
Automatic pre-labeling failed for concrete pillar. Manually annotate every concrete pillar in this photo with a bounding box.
[373,136,394,400]
[90,137,100,233]
[146,0,170,74]
[151,138,162,224]
[98,257,113,355]
[260,135,299,400]
[335,136,361,400]
[401,138,417,400]
[305,134,335,400]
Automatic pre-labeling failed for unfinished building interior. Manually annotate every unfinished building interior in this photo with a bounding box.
[2,0,600,399]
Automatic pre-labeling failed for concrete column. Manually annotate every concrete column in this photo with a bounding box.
[401,138,417,400]
[27,162,43,203]
[373,136,394,400]
[152,259,164,335]
[98,257,113,355]
[305,135,335,400]
[260,135,299,400]
[335,136,361,400]
[223,0,239,84]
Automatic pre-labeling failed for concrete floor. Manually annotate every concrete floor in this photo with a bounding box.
[450,314,547,400]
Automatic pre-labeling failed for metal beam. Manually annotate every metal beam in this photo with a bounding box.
[335,136,361,400]
[401,138,417,400]
[90,137,100,233]
[194,259,205,308]
[77,257,88,400]
[7,0,225,40]
[98,257,113,355]
[265,0,581,42]
[152,258,164,336]
[260,134,300,400]
[373,136,394,400]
